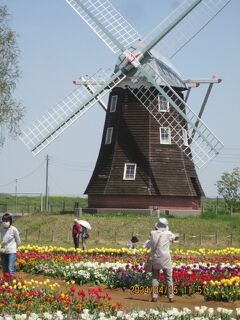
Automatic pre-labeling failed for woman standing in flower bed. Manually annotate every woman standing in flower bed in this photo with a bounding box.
[0,213,21,276]
[72,219,81,249]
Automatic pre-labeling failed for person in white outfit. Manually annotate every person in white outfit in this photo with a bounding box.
[1,213,21,276]
[148,218,178,303]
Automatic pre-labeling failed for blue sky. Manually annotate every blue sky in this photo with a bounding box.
[0,0,239,198]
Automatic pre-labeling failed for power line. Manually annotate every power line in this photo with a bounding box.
[212,160,240,164]
[48,172,68,195]
[50,160,94,168]
[218,156,240,159]
[51,157,95,166]
[52,159,95,165]
[50,163,93,172]
[49,156,94,172]
[17,161,45,181]
[0,161,45,188]
[0,179,15,188]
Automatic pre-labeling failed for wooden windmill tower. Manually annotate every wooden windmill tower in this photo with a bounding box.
[20,0,231,211]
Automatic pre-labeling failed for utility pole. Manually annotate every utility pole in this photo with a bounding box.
[15,179,18,214]
[45,155,49,212]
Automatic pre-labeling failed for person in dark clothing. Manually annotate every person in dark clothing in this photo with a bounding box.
[72,219,81,249]
[127,235,139,249]
[79,225,88,250]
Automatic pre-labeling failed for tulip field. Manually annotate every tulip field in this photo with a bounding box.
[0,246,239,319]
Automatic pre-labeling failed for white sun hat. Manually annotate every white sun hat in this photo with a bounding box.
[78,220,92,230]
[155,218,169,229]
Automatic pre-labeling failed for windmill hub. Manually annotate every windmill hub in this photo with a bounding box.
[117,48,143,71]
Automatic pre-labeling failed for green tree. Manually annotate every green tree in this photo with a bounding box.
[216,167,240,214]
[0,5,24,146]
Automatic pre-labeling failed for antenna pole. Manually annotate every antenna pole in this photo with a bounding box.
[15,179,18,214]
[45,155,49,212]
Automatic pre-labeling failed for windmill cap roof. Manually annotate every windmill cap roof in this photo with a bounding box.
[115,52,186,89]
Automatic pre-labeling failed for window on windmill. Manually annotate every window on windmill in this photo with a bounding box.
[158,95,169,112]
[123,163,137,180]
[105,127,113,144]
[110,95,118,112]
[182,128,189,146]
[160,127,171,144]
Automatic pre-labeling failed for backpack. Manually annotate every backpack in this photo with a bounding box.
[82,227,89,239]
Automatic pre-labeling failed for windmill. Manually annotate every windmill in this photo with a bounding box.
[20,0,231,212]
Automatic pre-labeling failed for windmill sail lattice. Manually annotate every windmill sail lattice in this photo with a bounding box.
[66,0,231,60]
[20,69,125,155]
[128,62,223,168]
[65,0,140,53]
[141,0,231,59]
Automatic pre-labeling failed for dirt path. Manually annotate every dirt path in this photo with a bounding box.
[18,272,240,312]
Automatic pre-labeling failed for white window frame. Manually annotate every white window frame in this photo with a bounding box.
[105,127,113,145]
[110,95,118,112]
[123,163,137,180]
[158,95,169,112]
[160,127,171,144]
[182,128,188,146]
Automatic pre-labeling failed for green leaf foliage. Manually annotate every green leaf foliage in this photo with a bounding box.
[0,5,24,146]
[216,167,240,211]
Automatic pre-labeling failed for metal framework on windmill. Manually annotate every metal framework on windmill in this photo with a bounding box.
[20,0,231,169]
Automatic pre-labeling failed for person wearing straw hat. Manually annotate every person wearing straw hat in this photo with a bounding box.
[72,219,81,249]
[148,218,178,303]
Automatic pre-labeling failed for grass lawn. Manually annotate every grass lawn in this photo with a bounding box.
[13,211,240,249]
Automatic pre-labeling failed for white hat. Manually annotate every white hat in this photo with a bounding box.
[74,219,79,223]
[155,218,168,229]
[159,218,168,226]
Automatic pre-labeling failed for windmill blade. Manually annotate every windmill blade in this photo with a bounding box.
[74,76,108,110]
[20,69,125,155]
[139,0,231,59]
[128,62,223,169]
[65,0,140,54]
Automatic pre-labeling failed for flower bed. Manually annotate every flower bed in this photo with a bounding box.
[0,274,240,318]
[107,263,240,297]
[0,309,237,320]
[0,274,118,316]
[205,276,240,301]
[15,246,240,302]
[19,245,240,257]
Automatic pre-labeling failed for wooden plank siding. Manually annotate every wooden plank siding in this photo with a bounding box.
[85,86,204,210]
[88,195,201,210]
